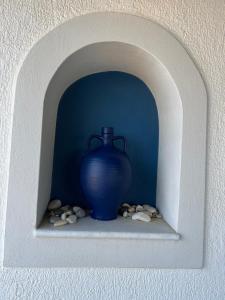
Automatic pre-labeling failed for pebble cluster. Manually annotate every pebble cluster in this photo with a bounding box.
[119,203,162,222]
[47,199,87,227]
[47,200,162,226]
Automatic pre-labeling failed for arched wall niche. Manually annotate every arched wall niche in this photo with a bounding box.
[39,41,182,230]
[4,13,206,268]
[37,42,183,229]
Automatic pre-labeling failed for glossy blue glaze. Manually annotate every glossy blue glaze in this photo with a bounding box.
[51,71,158,207]
[80,127,132,220]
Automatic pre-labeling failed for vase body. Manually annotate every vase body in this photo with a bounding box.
[80,127,132,220]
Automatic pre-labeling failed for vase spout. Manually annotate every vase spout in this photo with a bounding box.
[102,127,114,145]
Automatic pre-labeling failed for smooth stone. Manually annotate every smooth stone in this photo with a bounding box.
[72,206,82,213]
[143,210,153,217]
[122,203,130,208]
[152,212,158,218]
[65,209,73,214]
[53,219,68,227]
[143,204,157,214]
[136,205,144,212]
[75,208,86,218]
[132,212,151,222]
[48,199,62,210]
[123,211,133,218]
[123,211,129,218]
[128,206,135,213]
[66,214,77,224]
[49,216,60,224]
[61,205,71,211]
[61,211,73,220]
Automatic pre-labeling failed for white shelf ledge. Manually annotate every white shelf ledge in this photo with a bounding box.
[34,216,180,240]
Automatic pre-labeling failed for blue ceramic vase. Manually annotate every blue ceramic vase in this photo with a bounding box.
[80,127,132,220]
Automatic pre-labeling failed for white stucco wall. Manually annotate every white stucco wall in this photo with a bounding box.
[0,1,224,299]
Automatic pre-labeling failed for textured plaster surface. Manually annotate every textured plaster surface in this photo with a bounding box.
[0,0,224,299]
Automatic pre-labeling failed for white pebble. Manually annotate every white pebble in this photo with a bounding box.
[132,212,151,222]
[136,205,144,212]
[53,219,68,227]
[123,211,133,218]
[156,214,162,219]
[73,206,81,213]
[122,203,130,208]
[143,210,153,217]
[128,206,135,213]
[48,199,62,210]
[66,214,77,224]
[61,205,71,211]
[123,211,129,218]
[143,204,157,214]
[61,211,72,220]
[76,208,86,218]
[49,216,60,224]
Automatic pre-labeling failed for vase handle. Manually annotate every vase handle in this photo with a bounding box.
[88,135,103,150]
[113,136,127,152]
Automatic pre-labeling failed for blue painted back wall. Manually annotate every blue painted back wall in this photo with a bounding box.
[51,71,159,207]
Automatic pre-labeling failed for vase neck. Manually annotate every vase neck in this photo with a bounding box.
[101,127,114,146]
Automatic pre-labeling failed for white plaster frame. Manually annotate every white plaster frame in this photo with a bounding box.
[4,13,207,268]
